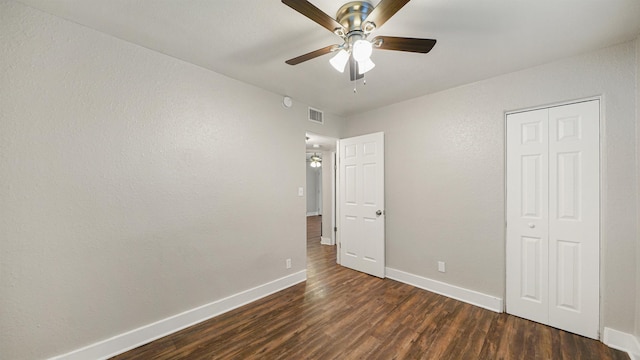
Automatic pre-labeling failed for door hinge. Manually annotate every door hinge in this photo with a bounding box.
[334,227,337,232]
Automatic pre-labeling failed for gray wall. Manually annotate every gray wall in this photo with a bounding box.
[0,2,345,359]
[2,1,638,358]
[321,150,334,241]
[345,41,638,334]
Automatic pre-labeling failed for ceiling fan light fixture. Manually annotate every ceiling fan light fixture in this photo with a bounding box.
[358,58,376,74]
[352,39,373,62]
[310,153,322,167]
[329,49,350,72]
[283,0,437,83]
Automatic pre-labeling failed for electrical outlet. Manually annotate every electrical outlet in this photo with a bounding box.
[438,261,446,273]
[286,258,292,269]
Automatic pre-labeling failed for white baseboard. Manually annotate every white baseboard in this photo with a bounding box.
[306,212,319,216]
[603,327,640,360]
[385,267,503,313]
[49,270,307,360]
[320,236,334,245]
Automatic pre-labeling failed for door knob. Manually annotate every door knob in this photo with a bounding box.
[376,210,383,216]
[528,223,535,228]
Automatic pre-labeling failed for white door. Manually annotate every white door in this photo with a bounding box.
[547,101,600,337]
[506,108,550,326]
[337,132,385,278]
[506,100,600,339]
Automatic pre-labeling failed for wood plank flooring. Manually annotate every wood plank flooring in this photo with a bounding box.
[307,215,322,239]
[112,216,628,359]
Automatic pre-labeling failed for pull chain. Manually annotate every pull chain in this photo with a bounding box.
[353,75,367,94]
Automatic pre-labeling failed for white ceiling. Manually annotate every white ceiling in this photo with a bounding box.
[306,132,337,152]
[16,0,640,116]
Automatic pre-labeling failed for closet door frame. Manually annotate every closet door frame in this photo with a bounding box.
[504,97,602,339]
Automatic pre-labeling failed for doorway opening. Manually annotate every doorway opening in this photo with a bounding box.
[305,132,337,253]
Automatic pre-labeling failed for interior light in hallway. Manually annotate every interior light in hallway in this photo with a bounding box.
[310,153,322,168]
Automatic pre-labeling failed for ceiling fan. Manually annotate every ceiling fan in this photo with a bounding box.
[282,0,437,81]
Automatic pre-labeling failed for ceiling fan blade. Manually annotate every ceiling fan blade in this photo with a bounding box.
[349,57,364,81]
[364,0,410,28]
[285,45,336,65]
[373,36,437,53]
[282,0,345,34]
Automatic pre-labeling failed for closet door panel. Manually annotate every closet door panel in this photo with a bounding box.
[548,100,600,339]
[506,108,550,324]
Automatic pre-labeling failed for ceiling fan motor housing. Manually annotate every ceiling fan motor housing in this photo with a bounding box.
[336,1,374,34]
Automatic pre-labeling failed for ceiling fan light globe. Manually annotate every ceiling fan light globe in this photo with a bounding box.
[352,39,373,62]
[329,49,350,73]
[358,58,376,74]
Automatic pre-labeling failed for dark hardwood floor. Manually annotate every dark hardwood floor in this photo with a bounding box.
[112,216,628,359]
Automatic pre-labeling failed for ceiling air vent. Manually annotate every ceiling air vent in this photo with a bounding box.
[308,107,324,124]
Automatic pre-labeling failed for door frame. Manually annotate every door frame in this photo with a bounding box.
[304,132,339,253]
[305,153,322,216]
[503,96,604,337]
[331,151,337,246]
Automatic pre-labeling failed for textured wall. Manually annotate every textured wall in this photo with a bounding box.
[345,41,638,334]
[321,150,334,242]
[0,1,344,359]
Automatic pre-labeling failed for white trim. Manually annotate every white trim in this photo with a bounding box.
[320,236,333,245]
[386,267,504,313]
[306,211,319,216]
[49,270,307,360]
[336,140,341,265]
[603,328,640,360]
[330,151,336,247]
[504,95,603,116]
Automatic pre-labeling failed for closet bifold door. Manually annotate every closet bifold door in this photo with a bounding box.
[506,100,600,339]
[506,108,550,326]
[547,100,600,339]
